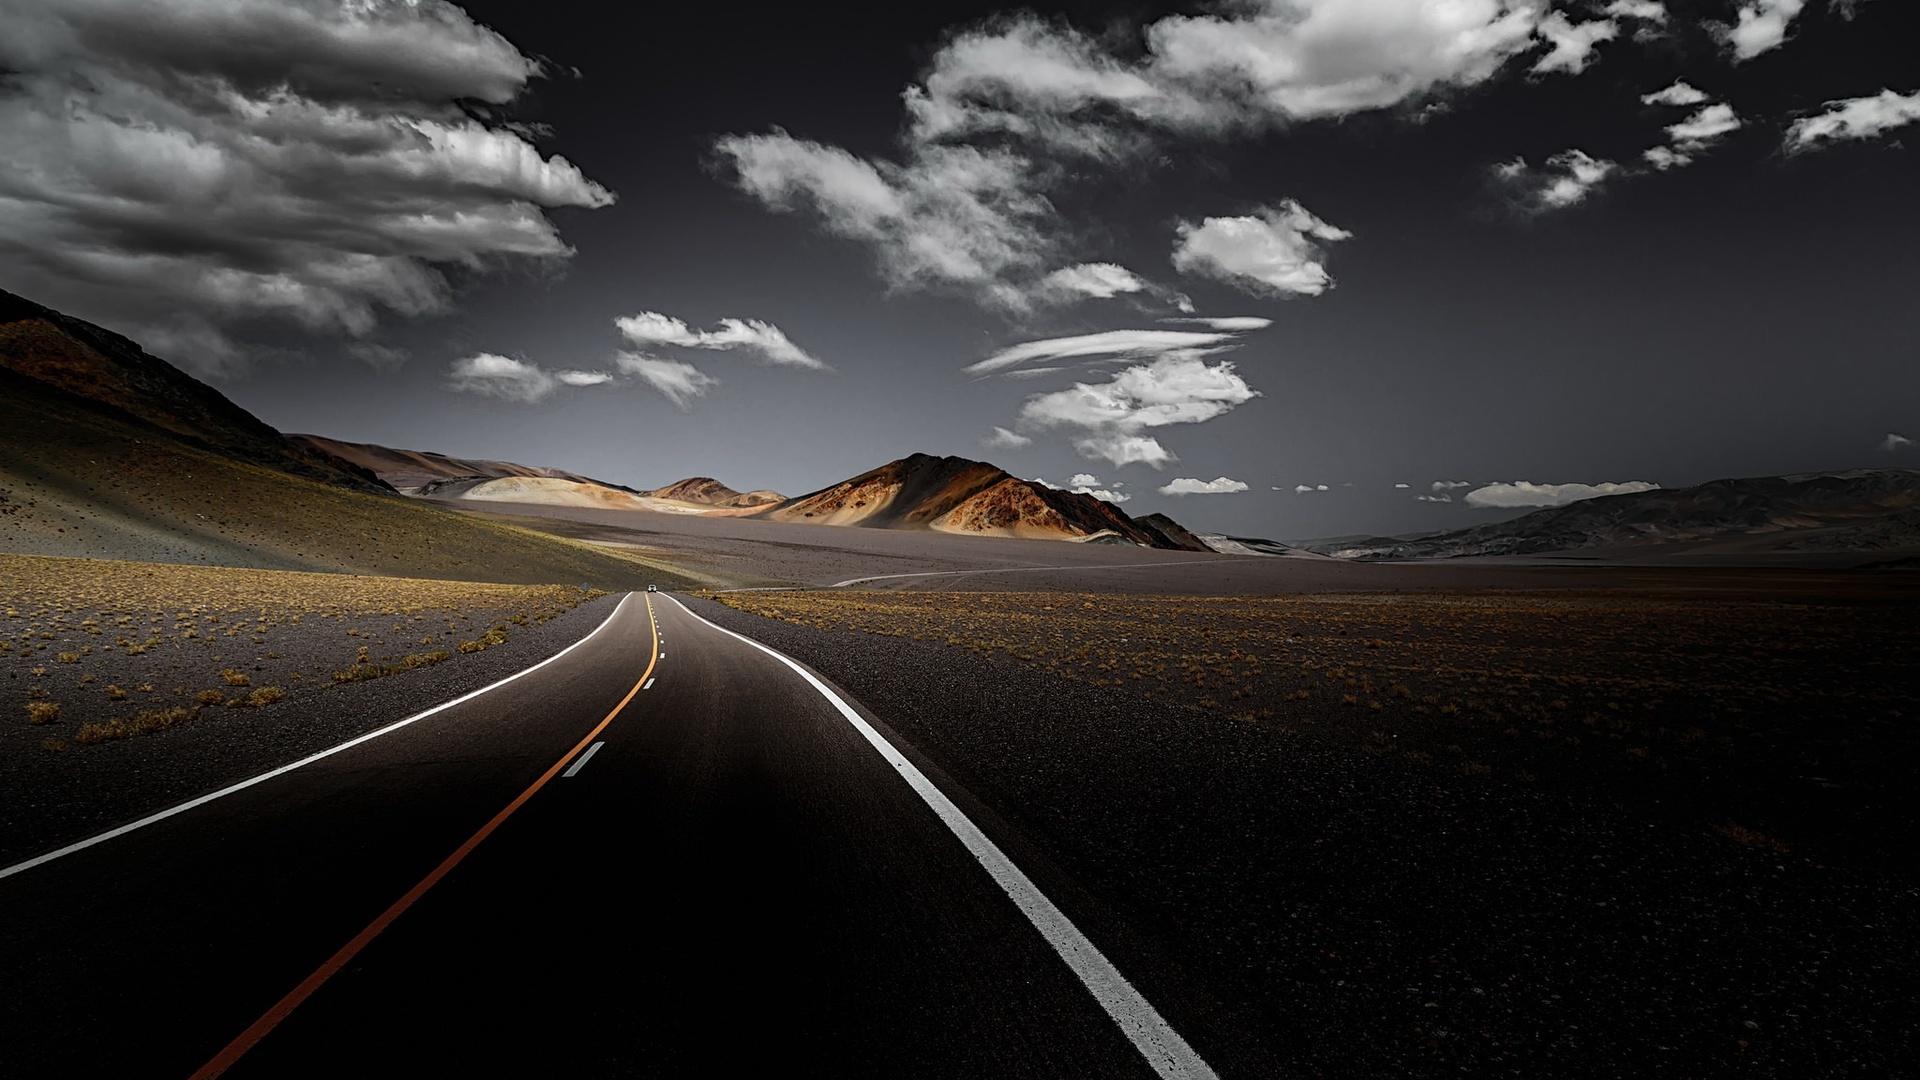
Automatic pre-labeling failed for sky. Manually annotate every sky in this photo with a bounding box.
[1,0,1916,541]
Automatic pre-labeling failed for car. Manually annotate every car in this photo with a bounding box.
[646,584,658,592]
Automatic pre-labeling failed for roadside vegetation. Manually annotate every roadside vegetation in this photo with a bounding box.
[3,553,609,749]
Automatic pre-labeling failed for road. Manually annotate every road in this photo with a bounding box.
[0,592,1217,1078]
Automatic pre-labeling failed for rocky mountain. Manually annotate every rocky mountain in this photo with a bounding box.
[757,453,1209,550]
[1313,469,1920,559]
[642,477,785,508]
[290,433,628,492]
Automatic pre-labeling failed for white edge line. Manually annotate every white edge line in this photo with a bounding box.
[0,593,637,881]
[643,677,656,690]
[562,741,606,778]
[661,594,1218,1080]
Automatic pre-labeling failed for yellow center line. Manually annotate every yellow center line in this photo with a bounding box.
[189,593,660,1080]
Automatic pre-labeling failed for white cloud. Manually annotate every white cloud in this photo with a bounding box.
[982,426,1033,450]
[1643,102,1745,169]
[1294,484,1316,494]
[1531,13,1619,75]
[1433,480,1472,490]
[614,312,827,369]
[1723,0,1809,61]
[1393,482,1411,489]
[614,353,720,411]
[1161,316,1275,331]
[0,0,612,372]
[1073,433,1176,468]
[1019,355,1259,437]
[1040,263,1150,300]
[1605,1,1669,22]
[448,353,611,404]
[1883,432,1914,452]
[1068,473,1103,488]
[1171,200,1351,297]
[1786,89,1920,152]
[965,327,1250,376]
[1464,480,1660,508]
[1641,80,1710,107]
[1160,477,1249,496]
[1417,493,1454,502]
[1495,150,1616,210]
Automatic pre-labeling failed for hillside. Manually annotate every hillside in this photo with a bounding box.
[758,453,1209,550]
[1314,469,1920,559]
[0,295,690,588]
[642,477,785,508]
[290,433,628,492]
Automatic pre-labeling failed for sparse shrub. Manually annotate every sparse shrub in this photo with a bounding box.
[221,669,251,687]
[244,686,284,707]
[26,701,60,724]
[105,684,127,700]
[196,689,225,706]
[56,651,80,664]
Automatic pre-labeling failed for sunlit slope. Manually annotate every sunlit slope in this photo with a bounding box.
[0,366,685,589]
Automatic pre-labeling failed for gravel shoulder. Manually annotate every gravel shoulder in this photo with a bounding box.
[685,593,1918,1080]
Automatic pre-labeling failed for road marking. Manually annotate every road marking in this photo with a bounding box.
[190,594,661,1080]
[562,741,606,778]
[830,557,1260,588]
[662,596,1218,1080]
[0,593,637,882]
[643,677,656,690]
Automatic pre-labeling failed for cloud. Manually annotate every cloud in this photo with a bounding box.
[1463,479,1660,508]
[1641,80,1710,107]
[1786,89,1920,152]
[1068,473,1102,488]
[614,312,827,369]
[1160,316,1275,332]
[1432,480,1472,490]
[1040,263,1150,300]
[0,0,613,372]
[1495,150,1617,210]
[1073,433,1177,468]
[1642,102,1745,169]
[1605,1,1669,22]
[1159,477,1249,496]
[964,327,1252,376]
[1293,483,1331,494]
[1723,0,1809,61]
[1018,354,1260,456]
[1393,482,1411,489]
[1171,201,1351,297]
[347,342,410,370]
[1416,493,1454,503]
[982,426,1033,450]
[1531,12,1619,75]
[1058,473,1131,502]
[1883,432,1914,452]
[613,353,720,411]
[448,353,611,404]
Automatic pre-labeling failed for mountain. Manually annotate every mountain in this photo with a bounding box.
[0,290,682,587]
[0,289,386,494]
[757,453,1209,550]
[641,477,785,508]
[1311,469,1920,559]
[290,433,629,492]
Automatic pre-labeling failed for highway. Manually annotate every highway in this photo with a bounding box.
[0,592,1217,1078]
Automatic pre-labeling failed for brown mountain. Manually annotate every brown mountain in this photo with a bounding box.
[0,289,386,494]
[291,433,630,492]
[0,290,682,587]
[641,477,785,508]
[757,453,1208,550]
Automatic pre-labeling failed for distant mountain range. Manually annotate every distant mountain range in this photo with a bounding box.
[1303,469,1920,559]
[291,433,628,492]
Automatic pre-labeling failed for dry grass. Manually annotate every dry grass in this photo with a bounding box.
[25,701,59,724]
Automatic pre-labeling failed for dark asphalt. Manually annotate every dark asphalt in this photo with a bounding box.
[0,592,1190,1078]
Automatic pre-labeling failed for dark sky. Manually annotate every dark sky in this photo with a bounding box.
[2,0,1915,540]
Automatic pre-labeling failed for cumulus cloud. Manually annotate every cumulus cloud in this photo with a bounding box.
[1160,477,1249,496]
[1171,201,1351,297]
[983,426,1033,450]
[448,353,612,404]
[1641,102,1745,168]
[1531,12,1619,75]
[1432,480,1472,491]
[1495,150,1617,210]
[614,312,827,369]
[965,326,1257,376]
[1642,80,1710,107]
[718,1,1573,309]
[1464,480,1660,508]
[1060,473,1131,502]
[1039,263,1151,300]
[613,353,720,411]
[1786,89,1920,152]
[1016,355,1259,468]
[1723,0,1809,61]
[1605,1,1669,22]
[1883,432,1914,452]
[0,0,613,372]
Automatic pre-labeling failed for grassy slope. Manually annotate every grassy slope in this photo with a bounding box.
[0,370,693,589]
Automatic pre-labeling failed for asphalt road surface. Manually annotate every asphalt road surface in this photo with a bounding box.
[0,592,1218,1079]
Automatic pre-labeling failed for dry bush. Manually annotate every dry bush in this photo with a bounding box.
[25,701,59,724]
[220,669,251,687]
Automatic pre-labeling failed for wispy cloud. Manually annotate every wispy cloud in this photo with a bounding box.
[1642,80,1710,107]
[0,0,612,371]
[1017,356,1259,468]
[1160,477,1249,496]
[1040,263,1150,300]
[1531,12,1619,75]
[615,312,827,369]
[1464,480,1660,508]
[982,426,1033,450]
[1160,316,1274,332]
[1416,493,1454,503]
[964,327,1250,377]
[1171,201,1350,297]
[1495,150,1617,211]
[1883,432,1914,452]
[1786,89,1920,152]
[614,353,719,411]
[1432,480,1472,491]
[1294,484,1331,494]
[448,353,611,404]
